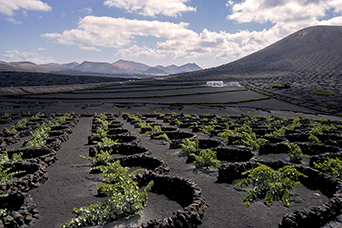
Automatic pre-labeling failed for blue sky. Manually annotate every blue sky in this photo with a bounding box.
[1,0,342,69]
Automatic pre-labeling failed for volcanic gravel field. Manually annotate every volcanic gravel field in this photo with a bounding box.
[1,76,342,228]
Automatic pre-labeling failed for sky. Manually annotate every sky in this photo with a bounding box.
[1,0,342,69]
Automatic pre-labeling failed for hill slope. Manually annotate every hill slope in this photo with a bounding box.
[74,61,128,74]
[189,26,342,78]
[112,60,150,73]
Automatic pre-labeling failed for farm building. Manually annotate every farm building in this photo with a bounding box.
[206,81,225,87]
[229,82,240,87]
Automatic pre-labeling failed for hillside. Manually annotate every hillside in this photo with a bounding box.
[174,25,342,80]
[73,61,127,74]
[112,60,150,73]
[227,26,342,76]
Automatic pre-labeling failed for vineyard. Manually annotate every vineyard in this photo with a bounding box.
[0,110,342,227]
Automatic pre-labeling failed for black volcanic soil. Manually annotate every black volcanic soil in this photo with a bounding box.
[1,102,342,227]
[0,71,124,88]
[1,74,342,227]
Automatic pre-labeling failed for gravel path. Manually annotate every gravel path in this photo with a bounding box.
[28,117,104,228]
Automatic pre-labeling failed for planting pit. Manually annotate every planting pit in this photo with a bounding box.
[15,126,32,137]
[22,137,62,151]
[0,161,48,193]
[218,160,342,227]
[125,171,206,228]
[89,144,151,159]
[7,147,57,165]
[0,132,20,145]
[118,154,170,175]
[48,130,69,142]
[151,131,197,149]
[309,151,342,168]
[140,126,178,134]
[0,139,6,152]
[187,145,256,164]
[50,125,73,134]
[0,192,39,227]
[88,134,140,145]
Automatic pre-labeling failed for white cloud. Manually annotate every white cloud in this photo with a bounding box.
[116,45,164,58]
[317,16,342,25]
[0,0,52,16]
[36,47,46,51]
[4,49,55,64]
[39,15,289,60]
[6,17,22,24]
[41,16,197,48]
[60,12,66,18]
[227,0,327,24]
[103,0,196,17]
[79,7,92,14]
[78,45,101,51]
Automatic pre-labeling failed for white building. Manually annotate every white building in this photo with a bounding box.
[206,81,225,87]
[229,82,240,87]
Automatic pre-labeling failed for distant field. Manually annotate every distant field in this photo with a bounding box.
[24,86,244,100]
[0,76,333,116]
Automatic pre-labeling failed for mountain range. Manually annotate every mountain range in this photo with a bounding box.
[0,59,202,77]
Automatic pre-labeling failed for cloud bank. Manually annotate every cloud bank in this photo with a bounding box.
[4,49,55,64]
[0,0,51,16]
[103,0,196,17]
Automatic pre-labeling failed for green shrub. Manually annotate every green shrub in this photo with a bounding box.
[3,127,17,133]
[218,129,239,143]
[308,134,321,144]
[265,127,286,137]
[308,126,324,135]
[173,138,199,156]
[285,118,301,130]
[80,148,113,166]
[25,138,47,148]
[143,125,162,135]
[234,124,253,133]
[95,137,120,147]
[153,111,165,118]
[200,125,216,134]
[310,89,335,96]
[14,118,29,128]
[0,151,23,165]
[31,124,51,138]
[233,132,268,150]
[270,83,284,88]
[92,128,108,137]
[191,149,221,169]
[1,113,10,117]
[96,118,113,130]
[174,119,182,127]
[61,161,153,228]
[137,120,152,129]
[0,166,25,184]
[94,112,108,119]
[314,157,342,180]
[235,163,306,207]
[285,142,305,163]
[31,112,44,120]
[155,133,170,142]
